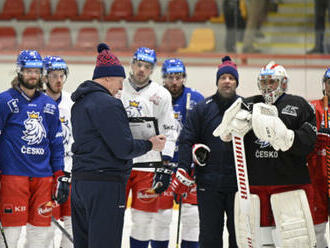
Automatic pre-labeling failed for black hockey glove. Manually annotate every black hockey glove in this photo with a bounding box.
[152,163,174,194]
[192,144,210,166]
[52,171,71,204]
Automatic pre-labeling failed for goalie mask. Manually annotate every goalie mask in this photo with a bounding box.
[257,61,288,104]
[192,144,211,166]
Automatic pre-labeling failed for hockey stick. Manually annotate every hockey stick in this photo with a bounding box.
[175,93,192,248]
[0,221,8,248]
[232,132,253,248]
[323,95,330,200]
[51,216,73,243]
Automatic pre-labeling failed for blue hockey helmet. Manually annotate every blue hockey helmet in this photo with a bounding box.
[323,68,330,83]
[133,47,157,65]
[16,50,43,72]
[162,58,186,78]
[43,56,69,76]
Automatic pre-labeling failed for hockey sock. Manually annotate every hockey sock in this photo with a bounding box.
[150,240,169,248]
[181,240,199,248]
[130,237,149,248]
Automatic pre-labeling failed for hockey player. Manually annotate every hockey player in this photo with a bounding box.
[214,61,317,247]
[120,47,177,248]
[159,58,204,248]
[307,68,330,248]
[0,50,68,248]
[43,56,73,248]
[70,43,165,248]
[170,56,240,248]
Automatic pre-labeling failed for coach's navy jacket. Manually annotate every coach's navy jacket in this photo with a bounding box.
[178,91,238,192]
[71,80,152,178]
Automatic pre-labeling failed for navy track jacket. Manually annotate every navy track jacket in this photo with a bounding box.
[71,81,152,177]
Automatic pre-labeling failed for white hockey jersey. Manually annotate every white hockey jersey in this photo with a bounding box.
[56,91,74,173]
[121,79,177,171]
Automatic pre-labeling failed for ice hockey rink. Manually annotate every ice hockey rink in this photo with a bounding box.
[1,61,327,247]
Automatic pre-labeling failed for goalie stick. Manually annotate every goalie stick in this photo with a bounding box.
[232,132,253,248]
[51,216,73,243]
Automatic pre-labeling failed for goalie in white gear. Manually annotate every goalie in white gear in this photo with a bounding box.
[214,61,317,248]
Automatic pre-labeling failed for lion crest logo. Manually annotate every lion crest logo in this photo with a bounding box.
[60,116,71,145]
[22,111,46,145]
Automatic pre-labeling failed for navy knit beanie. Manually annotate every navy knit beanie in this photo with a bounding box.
[92,43,126,80]
[216,56,239,86]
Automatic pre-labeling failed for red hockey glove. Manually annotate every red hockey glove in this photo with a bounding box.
[169,168,194,197]
[52,170,71,204]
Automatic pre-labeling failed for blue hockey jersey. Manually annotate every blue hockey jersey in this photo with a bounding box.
[172,86,204,163]
[0,88,64,177]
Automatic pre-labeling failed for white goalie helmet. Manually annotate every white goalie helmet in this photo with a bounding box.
[257,61,288,104]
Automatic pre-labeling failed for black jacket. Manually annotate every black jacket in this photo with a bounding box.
[245,94,317,186]
[178,92,238,192]
[71,81,152,178]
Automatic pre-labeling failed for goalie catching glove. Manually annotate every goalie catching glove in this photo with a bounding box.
[192,143,210,166]
[252,103,294,151]
[213,98,252,141]
[52,170,71,204]
[169,168,195,196]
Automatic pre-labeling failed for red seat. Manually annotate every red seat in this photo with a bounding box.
[0,0,25,20]
[159,28,186,52]
[189,0,218,22]
[131,28,156,51]
[105,28,128,51]
[163,0,190,22]
[0,27,16,50]
[20,27,44,50]
[134,0,161,22]
[78,0,105,21]
[105,0,133,21]
[51,0,79,20]
[74,28,99,51]
[20,0,52,20]
[46,27,72,50]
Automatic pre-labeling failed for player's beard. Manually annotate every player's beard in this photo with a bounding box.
[21,77,40,90]
[130,72,149,86]
[166,85,182,99]
[47,82,62,94]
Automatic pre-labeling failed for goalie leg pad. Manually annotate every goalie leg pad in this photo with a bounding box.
[234,192,263,248]
[270,189,316,248]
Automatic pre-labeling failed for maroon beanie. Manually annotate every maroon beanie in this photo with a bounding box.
[92,43,126,80]
[216,56,239,86]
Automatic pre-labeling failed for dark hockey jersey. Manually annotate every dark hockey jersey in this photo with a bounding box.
[244,93,317,186]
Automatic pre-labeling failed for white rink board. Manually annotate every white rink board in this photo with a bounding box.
[0,63,326,101]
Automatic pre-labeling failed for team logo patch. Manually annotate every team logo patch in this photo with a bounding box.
[3,204,13,214]
[7,99,19,113]
[126,101,142,117]
[255,139,271,148]
[22,111,46,145]
[136,188,158,203]
[281,105,298,117]
[44,103,56,115]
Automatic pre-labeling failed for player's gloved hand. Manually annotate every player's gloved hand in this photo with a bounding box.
[252,103,294,151]
[169,168,194,198]
[213,98,252,141]
[192,144,211,166]
[152,163,173,194]
[52,170,71,204]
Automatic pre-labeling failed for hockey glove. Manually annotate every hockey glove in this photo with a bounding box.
[52,170,71,204]
[169,168,194,197]
[152,163,174,194]
[252,103,294,151]
[192,144,211,166]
